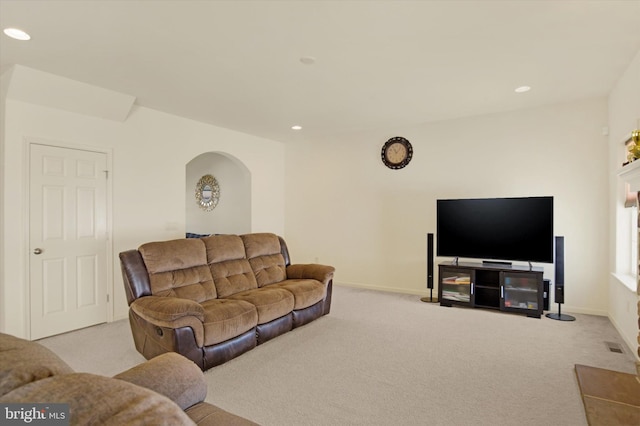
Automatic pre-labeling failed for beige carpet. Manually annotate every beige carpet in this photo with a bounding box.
[39,285,637,426]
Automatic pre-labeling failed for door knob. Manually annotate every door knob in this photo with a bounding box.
[33,248,43,255]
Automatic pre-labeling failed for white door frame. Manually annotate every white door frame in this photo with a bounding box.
[24,137,113,339]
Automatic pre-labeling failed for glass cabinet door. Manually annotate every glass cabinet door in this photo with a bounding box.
[440,268,473,304]
[501,272,541,312]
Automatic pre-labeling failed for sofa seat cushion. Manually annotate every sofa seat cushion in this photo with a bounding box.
[200,299,258,346]
[227,287,295,324]
[0,333,74,397]
[269,279,326,310]
[0,372,195,425]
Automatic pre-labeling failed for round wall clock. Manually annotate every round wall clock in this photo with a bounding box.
[381,136,413,169]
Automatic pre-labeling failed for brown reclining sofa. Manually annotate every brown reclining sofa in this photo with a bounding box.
[0,332,256,425]
[119,233,335,371]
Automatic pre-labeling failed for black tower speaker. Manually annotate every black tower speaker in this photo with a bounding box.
[554,235,565,303]
[546,236,575,321]
[421,233,438,303]
[427,233,434,289]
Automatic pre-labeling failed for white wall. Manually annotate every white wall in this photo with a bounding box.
[0,67,285,338]
[186,152,251,235]
[3,58,634,343]
[0,67,10,332]
[286,98,610,315]
[608,49,640,360]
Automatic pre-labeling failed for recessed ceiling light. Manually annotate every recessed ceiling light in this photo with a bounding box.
[515,86,531,93]
[291,125,302,130]
[299,56,316,65]
[3,28,31,41]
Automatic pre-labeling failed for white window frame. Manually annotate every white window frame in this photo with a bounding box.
[616,137,638,291]
[630,204,638,279]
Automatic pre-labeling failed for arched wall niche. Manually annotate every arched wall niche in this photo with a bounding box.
[186,152,251,236]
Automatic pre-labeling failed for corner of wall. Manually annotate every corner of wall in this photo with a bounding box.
[6,65,136,122]
[0,67,12,332]
[607,47,640,367]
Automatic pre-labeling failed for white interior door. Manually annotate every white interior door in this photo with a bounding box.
[29,143,108,339]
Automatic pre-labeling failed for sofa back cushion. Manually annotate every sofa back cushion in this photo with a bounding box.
[241,233,287,287]
[139,238,216,302]
[0,333,74,398]
[202,235,258,298]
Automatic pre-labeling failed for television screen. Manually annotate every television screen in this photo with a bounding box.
[436,196,554,263]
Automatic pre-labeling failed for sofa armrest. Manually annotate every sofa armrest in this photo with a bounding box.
[114,352,207,410]
[130,296,206,346]
[286,264,335,285]
[119,249,152,305]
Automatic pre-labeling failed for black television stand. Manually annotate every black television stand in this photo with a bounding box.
[438,261,544,318]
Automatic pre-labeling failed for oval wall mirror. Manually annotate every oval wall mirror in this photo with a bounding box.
[195,174,220,211]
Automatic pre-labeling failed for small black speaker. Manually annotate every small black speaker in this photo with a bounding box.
[427,233,434,289]
[554,236,565,304]
[543,279,550,311]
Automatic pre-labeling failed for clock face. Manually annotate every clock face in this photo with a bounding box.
[381,137,413,169]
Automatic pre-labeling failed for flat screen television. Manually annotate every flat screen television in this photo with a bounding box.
[436,196,554,264]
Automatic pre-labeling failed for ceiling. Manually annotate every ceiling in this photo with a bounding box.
[1,0,639,144]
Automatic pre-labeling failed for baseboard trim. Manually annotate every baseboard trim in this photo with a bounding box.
[335,282,609,316]
[551,305,607,317]
[335,281,428,297]
[609,313,640,362]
